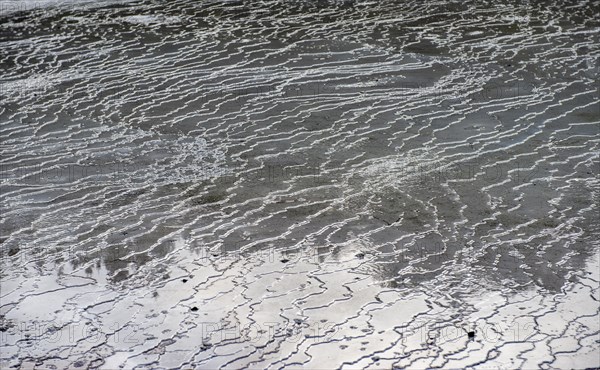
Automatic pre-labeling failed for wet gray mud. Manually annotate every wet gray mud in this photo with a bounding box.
[1,0,599,368]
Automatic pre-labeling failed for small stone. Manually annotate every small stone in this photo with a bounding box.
[355,252,365,259]
[467,331,475,338]
[280,259,290,263]
[182,279,188,283]
[200,343,212,351]
[191,307,199,312]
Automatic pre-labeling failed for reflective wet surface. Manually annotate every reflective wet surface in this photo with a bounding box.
[1,0,599,368]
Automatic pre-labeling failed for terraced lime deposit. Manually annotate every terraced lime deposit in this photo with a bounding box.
[1,0,599,368]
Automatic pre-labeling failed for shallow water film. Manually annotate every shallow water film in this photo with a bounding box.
[1,0,599,369]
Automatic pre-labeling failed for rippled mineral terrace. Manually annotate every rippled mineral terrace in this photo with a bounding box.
[1,0,599,368]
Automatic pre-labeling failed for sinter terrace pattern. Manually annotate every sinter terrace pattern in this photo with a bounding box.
[0,0,599,368]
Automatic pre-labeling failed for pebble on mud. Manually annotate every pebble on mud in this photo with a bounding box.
[468,331,475,338]
[191,306,199,312]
